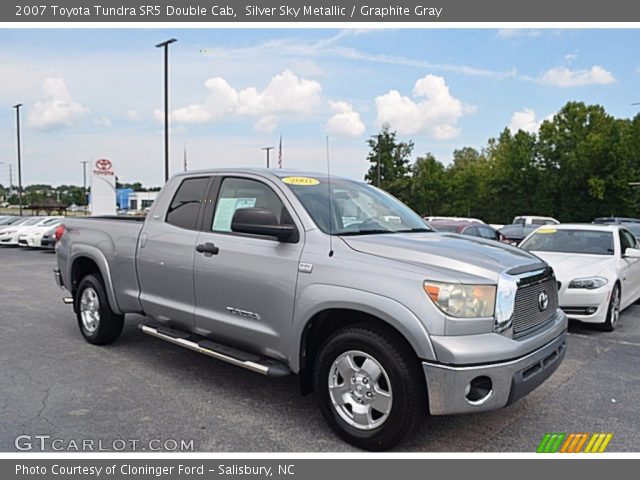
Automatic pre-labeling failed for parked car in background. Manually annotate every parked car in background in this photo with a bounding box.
[40,227,58,250]
[427,220,502,241]
[593,217,640,241]
[424,216,485,224]
[593,216,640,224]
[0,216,32,234]
[520,224,640,331]
[0,217,50,246]
[498,224,538,246]
[18,217,63,248]
[513,215,559,226]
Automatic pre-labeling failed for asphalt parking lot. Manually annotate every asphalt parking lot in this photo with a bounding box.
[1,246,639,452]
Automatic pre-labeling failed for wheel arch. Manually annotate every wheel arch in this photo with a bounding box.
[69,247,121,315]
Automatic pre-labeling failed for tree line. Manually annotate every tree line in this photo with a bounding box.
[365,101,640,224]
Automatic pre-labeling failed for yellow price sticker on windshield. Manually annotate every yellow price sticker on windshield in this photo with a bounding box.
[282,176,320,186]
[537,228,557,234]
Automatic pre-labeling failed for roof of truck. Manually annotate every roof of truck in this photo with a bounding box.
[172,168,353,182]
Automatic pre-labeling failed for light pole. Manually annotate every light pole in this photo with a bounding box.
[156,38,177,184]
[13,104,23,216]
[262,147,274,169]
[80,160,89,215]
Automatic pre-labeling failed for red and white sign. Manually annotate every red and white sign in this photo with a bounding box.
[93,158,114,176]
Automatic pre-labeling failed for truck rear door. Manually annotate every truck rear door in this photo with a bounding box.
[137,176,212,331]
[192,174,304,361]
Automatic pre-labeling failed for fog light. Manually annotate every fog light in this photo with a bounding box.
[465,376,493,404]
[586,307,597,315]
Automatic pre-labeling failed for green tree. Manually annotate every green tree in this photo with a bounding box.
[409,154,449,216]
[364,124,414,201]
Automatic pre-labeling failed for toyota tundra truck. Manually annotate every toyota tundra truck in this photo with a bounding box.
[53,168,567,450]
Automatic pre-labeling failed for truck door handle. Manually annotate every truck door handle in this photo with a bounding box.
[196,242,219,255]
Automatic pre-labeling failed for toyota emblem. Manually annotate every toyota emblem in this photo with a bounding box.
[95,159,112,171]
[538,291,549,311]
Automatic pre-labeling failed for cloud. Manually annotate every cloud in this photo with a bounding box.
[497,29,542,39]
[93,117,112,127]
[564,52,578,64]
[539,66,616,87]
[508,108,539,134]
[27,78,88,129]
[170,70,322,125]
[374,74,472,140]
[325,101,366,138]
[254,115,279,134]
[125,109,141,121]
[508,108,555,134]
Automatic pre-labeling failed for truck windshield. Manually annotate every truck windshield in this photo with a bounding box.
[283,176,430,235]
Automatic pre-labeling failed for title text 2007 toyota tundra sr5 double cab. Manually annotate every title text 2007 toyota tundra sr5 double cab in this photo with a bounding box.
[54,169,567,450]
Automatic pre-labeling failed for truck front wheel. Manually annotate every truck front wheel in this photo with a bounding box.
[75,274,124,345]
[313,324,426,450]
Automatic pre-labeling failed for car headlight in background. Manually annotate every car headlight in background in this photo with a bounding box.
[424,281,496,318]
[568,276,608,289]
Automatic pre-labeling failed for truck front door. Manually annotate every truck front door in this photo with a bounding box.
[193,175,304,361]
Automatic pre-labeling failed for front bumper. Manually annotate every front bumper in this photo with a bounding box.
[559,287,610,324]
[423,330,566,415]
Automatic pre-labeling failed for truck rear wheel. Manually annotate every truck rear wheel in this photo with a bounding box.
[313,324,426,451]
[75,274,124,345]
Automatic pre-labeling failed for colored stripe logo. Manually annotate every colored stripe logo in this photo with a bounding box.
[537,433,612,453]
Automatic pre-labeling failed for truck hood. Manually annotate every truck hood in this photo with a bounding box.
[341,232,544,283]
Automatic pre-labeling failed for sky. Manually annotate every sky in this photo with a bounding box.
[0,28,639,188]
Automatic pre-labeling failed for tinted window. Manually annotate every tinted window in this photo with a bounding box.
[513,217,525,226]
[212,178,290,233]
[478,226,499,240]
[521,229,614,255]
[165,177,210,230]
[463,226,479,236]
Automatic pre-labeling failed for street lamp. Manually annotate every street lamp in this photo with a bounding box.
[262,147,274,169]
[156,38,177,183]
[13,104,23,216]
[80,160,89,215]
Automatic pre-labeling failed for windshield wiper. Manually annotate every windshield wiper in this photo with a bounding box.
[339,229,395,236]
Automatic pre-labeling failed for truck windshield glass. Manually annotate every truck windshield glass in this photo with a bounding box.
[520,229,614,255]
[284,177,430,235]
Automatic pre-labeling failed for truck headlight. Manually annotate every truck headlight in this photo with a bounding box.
[568,277,608,289]
[424,281,496,318]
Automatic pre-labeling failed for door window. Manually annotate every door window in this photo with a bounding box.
[165,177,210,230]
[212,178,290,233]
[620,229,638,253]
[478,226,499,240]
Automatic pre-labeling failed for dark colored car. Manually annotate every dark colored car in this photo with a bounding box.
[428,220,502,241]
[593,218,640,240]
[41,228,57,250]
[498,224,538,246]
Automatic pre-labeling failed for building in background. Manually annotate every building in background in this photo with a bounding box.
[128,191,157,212]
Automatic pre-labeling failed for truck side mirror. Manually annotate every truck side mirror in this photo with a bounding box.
[231,207,299,243]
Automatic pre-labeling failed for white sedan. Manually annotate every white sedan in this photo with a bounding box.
[520,224,640,331]
[0,217,53,246]
[18,217,63,248]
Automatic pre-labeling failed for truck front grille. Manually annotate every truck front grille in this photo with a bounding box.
[512,271,558,336]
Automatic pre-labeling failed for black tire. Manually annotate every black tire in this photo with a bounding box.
[313,323,426,451]
[75,274,124,345]
[600,284,620,332]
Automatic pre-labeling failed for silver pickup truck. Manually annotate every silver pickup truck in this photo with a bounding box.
[54,168,567,450]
